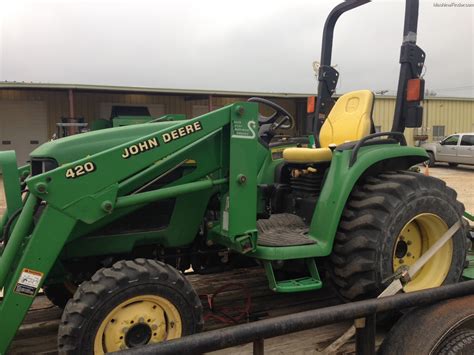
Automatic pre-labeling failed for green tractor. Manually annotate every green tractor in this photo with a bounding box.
[0,0,469,353]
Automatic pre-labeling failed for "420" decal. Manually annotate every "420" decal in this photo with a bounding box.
[65,162,96,179]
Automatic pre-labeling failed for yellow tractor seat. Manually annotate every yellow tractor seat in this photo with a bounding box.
[283,90,374,164]
[282,147,333,163]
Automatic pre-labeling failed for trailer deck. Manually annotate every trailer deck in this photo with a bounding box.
[9,267,365,354]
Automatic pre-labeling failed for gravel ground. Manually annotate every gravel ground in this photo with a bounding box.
[0,164,472,221]
[425,164,474,220]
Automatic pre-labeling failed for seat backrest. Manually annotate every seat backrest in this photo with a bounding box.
[319,90,374,148]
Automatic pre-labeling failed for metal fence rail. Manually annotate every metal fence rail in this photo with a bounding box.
[117,280,474,355]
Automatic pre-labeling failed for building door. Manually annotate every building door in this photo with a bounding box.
[0,101,48,165]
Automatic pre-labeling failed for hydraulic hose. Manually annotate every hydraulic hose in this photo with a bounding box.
[1,208,22,247]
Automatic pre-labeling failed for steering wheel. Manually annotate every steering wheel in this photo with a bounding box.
[247,97,294,144]
[247,97,294,130]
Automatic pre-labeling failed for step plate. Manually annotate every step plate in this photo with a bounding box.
[257,214,316,247]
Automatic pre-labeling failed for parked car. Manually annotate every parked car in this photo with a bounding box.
[422,132,474,167]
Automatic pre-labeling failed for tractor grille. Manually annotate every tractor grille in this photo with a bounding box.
[31,158,58,176]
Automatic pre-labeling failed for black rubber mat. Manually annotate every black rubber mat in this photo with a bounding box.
[257,214,316,247]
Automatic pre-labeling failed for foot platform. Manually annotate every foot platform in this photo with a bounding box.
[257,214,316,247]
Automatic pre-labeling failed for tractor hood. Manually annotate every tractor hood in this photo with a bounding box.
[30,121,180,166]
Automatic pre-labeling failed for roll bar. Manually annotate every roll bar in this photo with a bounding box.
[313,0,426,137]
[313,0,370,135]
[391,0,425,132]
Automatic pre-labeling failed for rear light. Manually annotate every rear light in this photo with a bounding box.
[307,96,316,113]
[406,78,425,102]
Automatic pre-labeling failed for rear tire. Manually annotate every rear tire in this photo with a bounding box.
[328,171,466,301]
[58,259,203,354]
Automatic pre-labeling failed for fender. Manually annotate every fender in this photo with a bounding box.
[309,144,428,255]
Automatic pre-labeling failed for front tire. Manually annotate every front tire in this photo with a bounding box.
[43,282,76,309]
[328,171,466,301]
[58,259,203,354]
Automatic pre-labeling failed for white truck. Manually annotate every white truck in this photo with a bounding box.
[422,132,474,167]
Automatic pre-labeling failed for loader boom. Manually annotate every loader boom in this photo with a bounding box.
[0,102,259,353]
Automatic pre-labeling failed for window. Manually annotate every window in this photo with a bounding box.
[442,135,459,146]
[432,125,445,140]
[374,125,382,133]
[461,135,474,146]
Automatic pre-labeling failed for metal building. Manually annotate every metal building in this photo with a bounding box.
[0,83,473,164]
[0,84,305,164]
[373,96,474,146]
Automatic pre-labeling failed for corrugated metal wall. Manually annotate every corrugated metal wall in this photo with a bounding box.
[0,89,296,138]
[423,99,474,138]
[372,97,416,145]
[0,89,472,146]
[373,97,474,145]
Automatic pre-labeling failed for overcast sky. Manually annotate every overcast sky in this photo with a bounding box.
[1,0,473,97]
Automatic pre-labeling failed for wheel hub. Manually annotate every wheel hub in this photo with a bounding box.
[394,240,408,259]
[94,295,182,354]
[392,213,453,292]
[125,323,152,348]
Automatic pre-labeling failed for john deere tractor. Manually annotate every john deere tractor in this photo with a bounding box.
[0,0,468,353]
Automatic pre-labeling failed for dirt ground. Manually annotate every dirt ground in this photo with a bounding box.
[0,164,473,220]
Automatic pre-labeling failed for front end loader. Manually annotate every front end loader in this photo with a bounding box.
[0,0,469,353]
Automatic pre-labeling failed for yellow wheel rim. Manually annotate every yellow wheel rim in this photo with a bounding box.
[93,295,182,354]
[392,213,453,292]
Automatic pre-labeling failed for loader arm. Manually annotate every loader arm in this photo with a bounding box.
[0,102,259,354]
